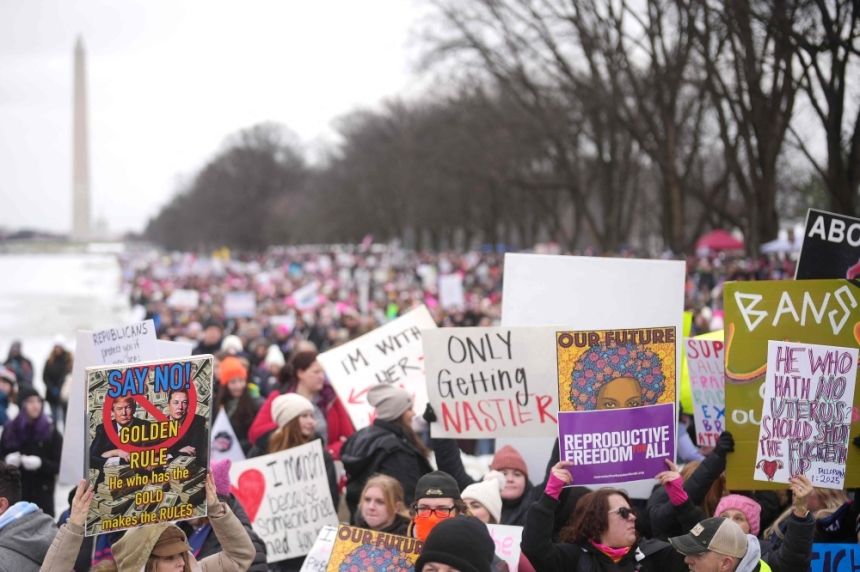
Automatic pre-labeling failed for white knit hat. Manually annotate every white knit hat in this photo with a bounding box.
[272,393,314,428]
[221,335,244,354]
[462,470,505,524]
[264,344,286,368]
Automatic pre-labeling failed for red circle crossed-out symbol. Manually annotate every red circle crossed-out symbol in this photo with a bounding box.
[102,381,198,453]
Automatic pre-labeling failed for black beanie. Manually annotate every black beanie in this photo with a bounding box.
[415,516,495,572]
[415,470,461,501]
[16,386,41,406]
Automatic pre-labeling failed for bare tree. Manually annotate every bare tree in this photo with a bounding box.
[789,0,860,216]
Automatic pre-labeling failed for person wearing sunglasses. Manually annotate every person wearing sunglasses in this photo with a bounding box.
[522,461,690,571]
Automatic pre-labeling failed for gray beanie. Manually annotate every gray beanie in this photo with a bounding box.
[367,384,413,421]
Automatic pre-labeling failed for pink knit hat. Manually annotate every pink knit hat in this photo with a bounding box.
[715,494,761,535]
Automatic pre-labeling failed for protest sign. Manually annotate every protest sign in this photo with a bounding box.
[229,440,338,562]
[84,354,213,536]
[556,327,677,412]
[318,306,437,429]
[558,404,675,485]
[811,544,860,572]
[486,524,523,572]
[299,526,338,572]
[423,326,558,438]
[678,310,695,413]
[224,291,257,318]
[289,281,323,311]
[325,524,423,572]
[499,254,684,497]
[796,209,860,280]
[724,279,860,489]
[166,289,199,310]
[60,320,159,484]
[438,273,465,309]
[686,337,726,447]
[210,408,245,463]
[754,340,857,489]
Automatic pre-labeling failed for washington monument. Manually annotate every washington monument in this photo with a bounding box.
[72,36,91,241]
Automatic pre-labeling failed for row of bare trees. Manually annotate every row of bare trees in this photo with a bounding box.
[146,0,858,254]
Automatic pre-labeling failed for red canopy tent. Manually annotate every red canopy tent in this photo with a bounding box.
[696,229,744,252]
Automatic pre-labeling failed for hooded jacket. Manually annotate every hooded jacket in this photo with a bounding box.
[40,501,254,572]
[0,507,56,571]
[341,419,433,519]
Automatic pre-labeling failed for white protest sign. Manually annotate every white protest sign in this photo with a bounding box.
[224,291,257,318]
[438,273,465,309]
[500,254,685,499]
[755,340,857,489]
[59,320,158,484]
[167,289,200,310]
[486,524,523,571]
[299,525,338,572]
[211,408,246,463]
[685,338,726,447]
[229,440,338,562]
[290,281,322,311]
[317,306,437,429]
[423,326,558,438]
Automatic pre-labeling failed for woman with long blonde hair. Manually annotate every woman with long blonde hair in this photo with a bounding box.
[764,483,854,544]
[356,474,411,535]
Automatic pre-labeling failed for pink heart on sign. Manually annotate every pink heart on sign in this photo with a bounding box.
[230,469,265,522]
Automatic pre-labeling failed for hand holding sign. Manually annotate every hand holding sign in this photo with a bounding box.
[69,480,94,527]
[790,475,813,518]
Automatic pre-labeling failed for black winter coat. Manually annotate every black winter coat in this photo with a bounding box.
[341,419,433,520]
[758,512,815,572]
[521,494,689,572]
[646,450,726,540]
[0,422,62,516]
[431,436,576,527]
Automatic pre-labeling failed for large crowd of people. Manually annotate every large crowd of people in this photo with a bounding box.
[0,245,853,572]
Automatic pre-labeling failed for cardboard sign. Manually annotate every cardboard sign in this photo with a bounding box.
[686,338,726,447]
[84,355,213,536]
[318,306,437,429]
[166,289,200,310]
[724,279,860,489]
[229,440,338,562]
[210,408,246,463]
[796,209,860,280]
[499,254,684,498]
[811,544,860,572]
[299,525,338,572]
[755,341,857,489]
[438,273,465,309]
[224,291,257,318]
[60,320,160,484]
[486,524,523,572]
[423,326,558,438]
[325,524,423,571]
[558,404,675,485]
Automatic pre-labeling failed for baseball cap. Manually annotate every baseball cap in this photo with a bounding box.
[669,517,748,559]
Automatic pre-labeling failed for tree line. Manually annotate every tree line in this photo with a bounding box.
[145,0,858,254]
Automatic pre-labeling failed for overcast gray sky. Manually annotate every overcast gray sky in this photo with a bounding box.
[0,0,423,234]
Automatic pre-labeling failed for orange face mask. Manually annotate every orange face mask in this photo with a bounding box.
[413,512,449,541]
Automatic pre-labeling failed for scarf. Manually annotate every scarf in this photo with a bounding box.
[590,539,631,563]
[2,413,51,450]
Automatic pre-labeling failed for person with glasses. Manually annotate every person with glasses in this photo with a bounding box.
[522,461,690,571]
[408,471,467,542]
